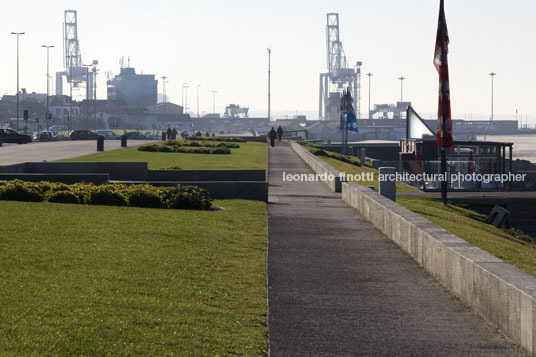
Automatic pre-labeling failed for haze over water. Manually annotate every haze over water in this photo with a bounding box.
[477,135,536,163]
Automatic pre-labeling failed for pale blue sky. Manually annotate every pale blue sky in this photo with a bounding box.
[1,0,535,122]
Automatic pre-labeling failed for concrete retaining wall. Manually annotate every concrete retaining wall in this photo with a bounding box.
[147,169,265,182]
[0,173,109,185]
[342,182,536,355]
[0,162,148,181]
[290,141,341,192]
[289,141,536,355]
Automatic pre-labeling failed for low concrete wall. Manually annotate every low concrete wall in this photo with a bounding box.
[113,181,268,202]
[342,182,536,355]
[147,169,266,182]
[2,162,149,181]
[290,141,342,192]
[0,173,109,185]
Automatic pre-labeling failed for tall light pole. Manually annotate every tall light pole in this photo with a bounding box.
[489,72,496,121]
[181,82,187,110]
[68,55,73,133]
[267,47,271,120]
[83,64,91,129]
[184,85,189,115]
[161,76,168,114]
[366,73,373,119]
[398,76,406,102]
[197,84,201,118]
[211,90,218,114]
[11,32,25,132]
[42,45,54,131]
[94,65,98,130]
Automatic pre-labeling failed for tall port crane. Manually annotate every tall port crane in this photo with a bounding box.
[55,10,96,100]
[319,13,362,120]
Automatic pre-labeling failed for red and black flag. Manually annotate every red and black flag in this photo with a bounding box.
[434,0,454,150]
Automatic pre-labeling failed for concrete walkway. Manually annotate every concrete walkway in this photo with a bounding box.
[0,140,154,165]
[267,142,525,356]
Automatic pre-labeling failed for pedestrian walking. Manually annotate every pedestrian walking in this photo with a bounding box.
[166,127,172,140]
[269,127,277,147]
[172,128,178,140]
[277,126,284,142]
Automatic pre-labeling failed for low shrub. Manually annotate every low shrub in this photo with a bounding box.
[210,147,230,154]
[186,136,245,143]
[165,185,212,210]
[138,144,231,155]
[306,146,361,167]
[0,180,212,210]
[87,185,128,207]
[0,180,44,202]
[127,185,163,209]
[47,190,81,204]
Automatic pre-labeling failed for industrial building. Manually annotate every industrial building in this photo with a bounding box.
[107,67,158,108]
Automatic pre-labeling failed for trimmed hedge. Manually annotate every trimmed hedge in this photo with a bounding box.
[138,144,231,154]
[186,136,246,143]
[163,140,240,149]
[303,144,361,167]
[0,180,212,210]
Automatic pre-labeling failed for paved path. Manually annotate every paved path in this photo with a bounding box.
[0,140,154,165]
[267,142,525,356]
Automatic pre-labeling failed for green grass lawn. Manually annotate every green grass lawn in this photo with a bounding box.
[0,200,267,356]
[398,197,536,278]
[62,142,268,170]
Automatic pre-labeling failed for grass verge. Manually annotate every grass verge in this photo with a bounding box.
[319,155,419,193]
[62,142,268,170]
[0,200,267,356]
[398,197,536,278]
[312,148,536,278]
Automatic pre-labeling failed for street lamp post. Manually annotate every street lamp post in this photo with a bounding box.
[42,45,54,131]
[211,90,218,114]
[181,82,187,112]
[83,64,91,129]
[161,76,168,114]
[68,56,73,134]
[11,32,25,132]
[197,84,201,118]
[267,47,271,120]
[366,73,373,119]
[489,72,497,121]
[94,66,98,130]
[398,76,406,102]
[184,85,189,116]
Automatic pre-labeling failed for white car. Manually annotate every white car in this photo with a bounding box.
[96,130,121,140]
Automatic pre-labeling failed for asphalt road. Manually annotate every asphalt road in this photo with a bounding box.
[267,142,526,356]
[0,140,154,165]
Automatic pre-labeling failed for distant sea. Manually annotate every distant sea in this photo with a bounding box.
[477,134,536,163]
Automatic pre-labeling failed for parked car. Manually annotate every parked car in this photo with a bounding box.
[143,131,161,140]
[70,130,103,140]
[123,131,147,140]
[0,128,32,144]
[96,130,121,140]
[37,131,58,142]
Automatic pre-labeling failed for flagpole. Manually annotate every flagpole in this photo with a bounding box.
[440,0,448,205]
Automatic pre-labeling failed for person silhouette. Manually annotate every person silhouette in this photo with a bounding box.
[269,127,277,147]
[276,126,283,141]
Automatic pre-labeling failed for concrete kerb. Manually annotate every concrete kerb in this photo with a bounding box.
[342,181,536,355]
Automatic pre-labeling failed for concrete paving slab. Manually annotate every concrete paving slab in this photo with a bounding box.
[267,142,526,356]
[0,140,155,165]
